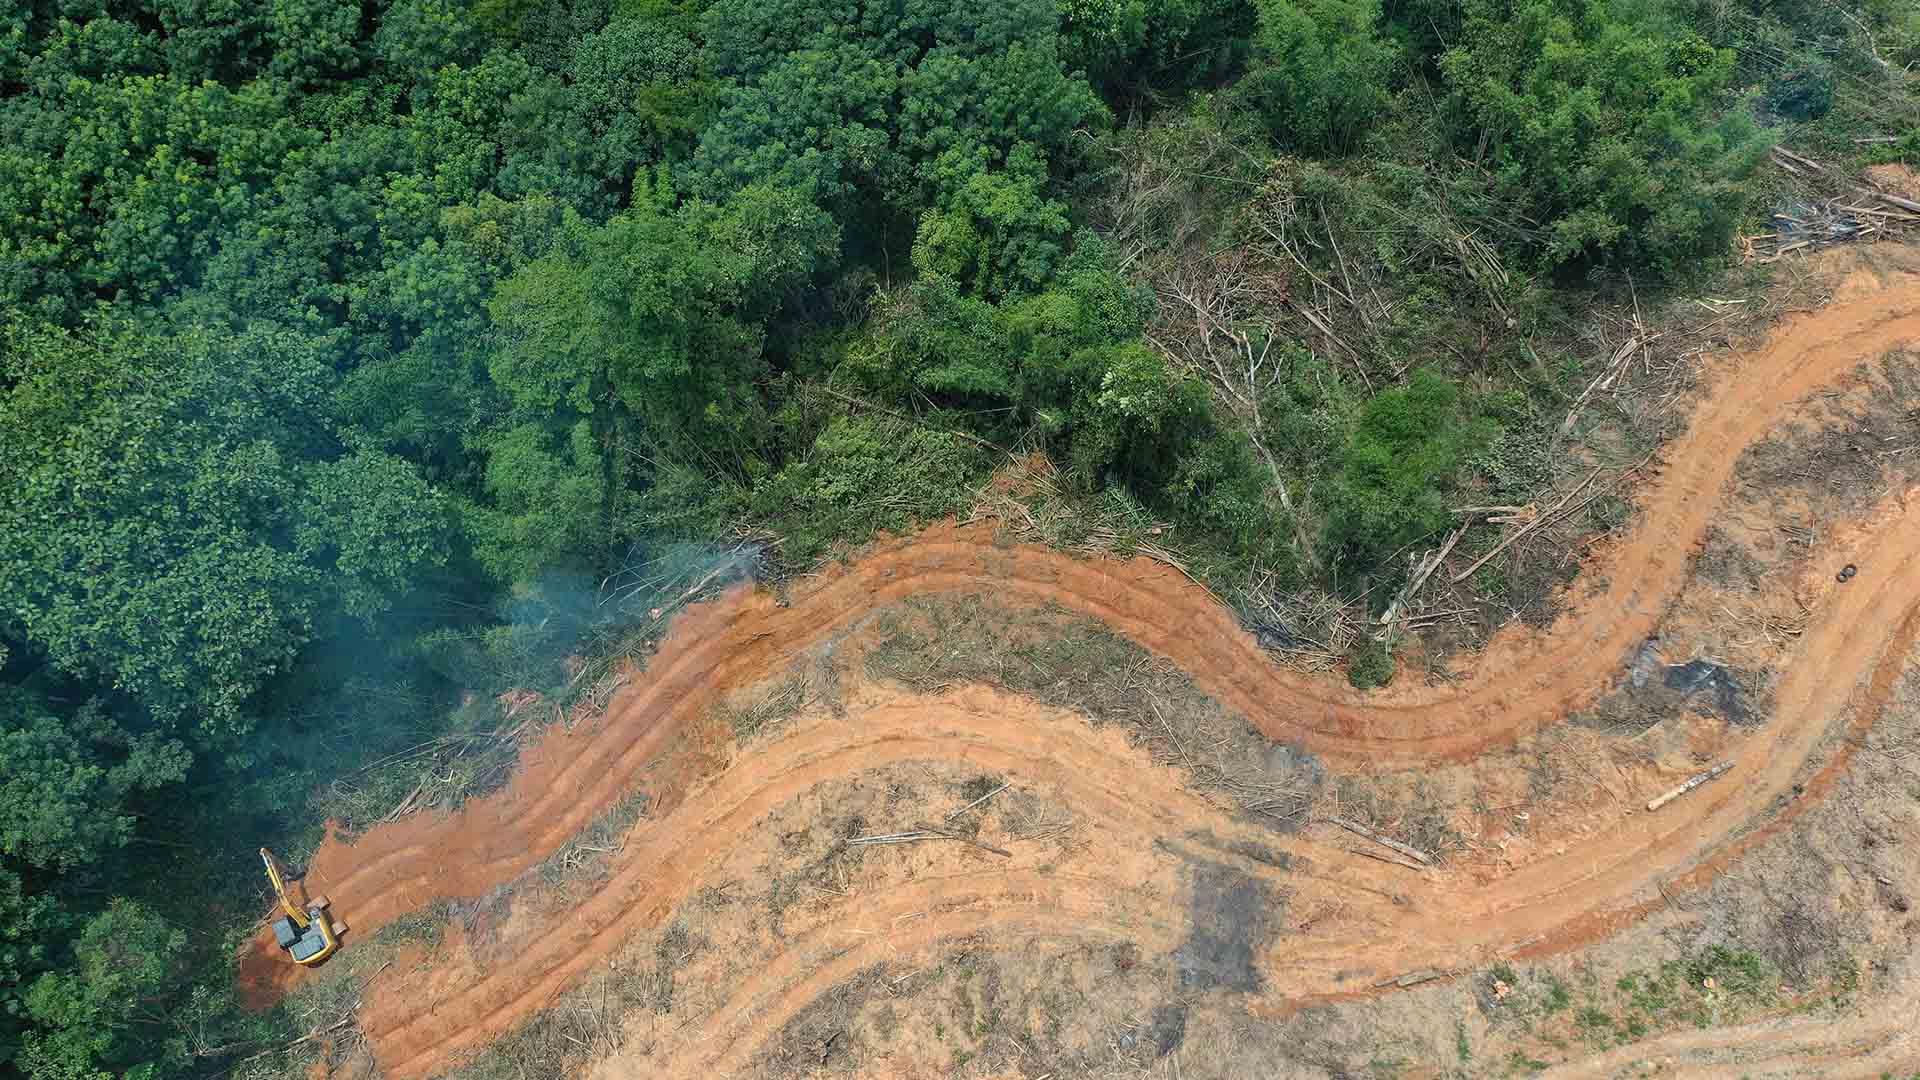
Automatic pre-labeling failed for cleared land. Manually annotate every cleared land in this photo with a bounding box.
[248,255,1920,1078]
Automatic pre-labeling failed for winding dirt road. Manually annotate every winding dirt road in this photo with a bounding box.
[244,267,1920,1076]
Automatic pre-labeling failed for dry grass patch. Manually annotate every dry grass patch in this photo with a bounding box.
[864,595,1322,828]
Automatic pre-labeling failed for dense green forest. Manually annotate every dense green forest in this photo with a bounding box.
[1,0,1915,1072]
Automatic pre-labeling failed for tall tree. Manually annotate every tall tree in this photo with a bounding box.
[478,182,839,577]
[1236,0,1395,155]
[0,318,448,738]
[688,0,1105,263]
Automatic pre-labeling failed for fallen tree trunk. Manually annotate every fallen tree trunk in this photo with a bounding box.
[1646,761,1734,812]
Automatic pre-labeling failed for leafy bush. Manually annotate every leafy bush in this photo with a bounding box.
[1237,0,1396,154]
[1166,427,1296,573]
[1346,637,1396,688]
[1439,0,1768,274]
[840,244,1222,491]
[1062,0,1257,97]
[834,244,1282,562]
[751,415,987,559]
[1325,369,1496,570]
[911,146,1072,299]
[464,421,609,582]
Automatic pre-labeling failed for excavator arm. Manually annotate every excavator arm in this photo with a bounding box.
[259,848,308,928]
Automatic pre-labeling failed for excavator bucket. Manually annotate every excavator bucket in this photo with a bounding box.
[309,893,349,935]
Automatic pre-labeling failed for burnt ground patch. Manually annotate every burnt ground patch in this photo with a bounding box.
[1173,859,1275,993]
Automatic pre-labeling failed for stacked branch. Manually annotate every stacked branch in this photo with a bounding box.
[1746,150,1920,261]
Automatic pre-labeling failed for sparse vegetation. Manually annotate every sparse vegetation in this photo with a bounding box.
[721,673,813,744]
[1475,946,1787,1065]
[537,791,651,890]
[865,596,1321,824]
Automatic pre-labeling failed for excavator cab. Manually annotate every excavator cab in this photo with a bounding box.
[260,848,345,966]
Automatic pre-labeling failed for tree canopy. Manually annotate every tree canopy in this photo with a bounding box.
[0,318,447,737]
[1439,0,1768,271]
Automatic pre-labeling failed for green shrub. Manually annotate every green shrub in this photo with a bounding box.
[751,415,987,559]
[1346,637,1396,688]
[1063,0,1258,96]
[1439,0,1768,274]
[1237,0,1396,154]
[911,146,1073,299]
[1325,369,1495,570]
[1764,60,1834,121]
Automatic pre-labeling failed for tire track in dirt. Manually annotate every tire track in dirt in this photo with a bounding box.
[359,688,1345,1076]
[1256,487,1920,1004]
[640,888,1175,1079]
[610,494,1920,1080]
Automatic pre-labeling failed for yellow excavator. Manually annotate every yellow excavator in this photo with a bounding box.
[260,848,346,966]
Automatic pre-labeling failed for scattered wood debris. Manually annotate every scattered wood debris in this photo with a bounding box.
[1329,816,1434,867]
[1346,846,1428,873]
[1452,468,1603,585]
[1745,149,1920,262]
[944,781,1012,821]
[1374,969,1446,989]
[849,829,1012,858]
[1374,522,1469,639]
[1770,145,1828,175]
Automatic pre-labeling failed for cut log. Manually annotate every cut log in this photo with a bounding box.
[1374,969,1445,988]
[1347,847,1428,873]
[1880,191,1920,215]
[1646,761,1734,812]
[1771,146,1827,172]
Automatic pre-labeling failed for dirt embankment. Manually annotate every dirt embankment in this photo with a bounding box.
[243,266,1920,1077]
[1546,1006,1920,1079]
